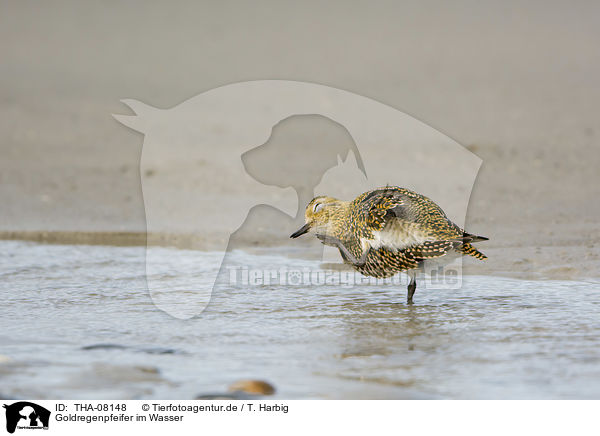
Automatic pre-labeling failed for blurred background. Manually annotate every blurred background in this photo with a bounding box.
[1,0,599,277]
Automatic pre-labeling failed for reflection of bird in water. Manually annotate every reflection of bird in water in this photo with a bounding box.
[291,186,488,304]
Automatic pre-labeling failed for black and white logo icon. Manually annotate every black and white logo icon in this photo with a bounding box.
[3,402,50,434]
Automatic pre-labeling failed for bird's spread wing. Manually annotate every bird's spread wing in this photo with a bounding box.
[355,187,446,229]
[351,187,488,264]
[353,187,409,233]
[357,189,483,265]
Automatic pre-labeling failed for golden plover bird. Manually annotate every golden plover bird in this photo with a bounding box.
[290,186,488,304]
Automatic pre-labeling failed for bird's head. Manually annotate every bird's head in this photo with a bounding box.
[290,196,346,239]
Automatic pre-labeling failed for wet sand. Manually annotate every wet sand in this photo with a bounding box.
[1,1,599,280]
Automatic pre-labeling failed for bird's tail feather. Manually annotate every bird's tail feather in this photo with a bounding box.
[462,232,489,243]
[459,243,487,260]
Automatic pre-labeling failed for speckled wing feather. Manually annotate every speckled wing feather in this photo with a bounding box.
[404,240,458,260]
[349,187,486,264]
[355,240,462,278]
[352,187,463,240]
[355,247,419,278]
[350,187,406,234]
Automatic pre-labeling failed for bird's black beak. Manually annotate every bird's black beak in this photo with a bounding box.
[290,223,311,238]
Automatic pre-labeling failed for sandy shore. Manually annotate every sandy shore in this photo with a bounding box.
[1,1,599,280]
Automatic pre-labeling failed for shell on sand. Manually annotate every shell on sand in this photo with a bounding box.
[228,379,276,395]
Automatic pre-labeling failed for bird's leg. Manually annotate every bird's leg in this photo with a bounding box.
[316,235,369,267]
[407,273,417,305]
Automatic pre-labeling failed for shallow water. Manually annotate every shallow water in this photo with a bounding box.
[0,240,599,399]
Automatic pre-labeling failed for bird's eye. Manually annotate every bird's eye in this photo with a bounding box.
[313,202,324,213]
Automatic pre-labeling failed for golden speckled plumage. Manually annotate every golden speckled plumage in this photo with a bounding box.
[290,186,488,303]
[344,186,486,277]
